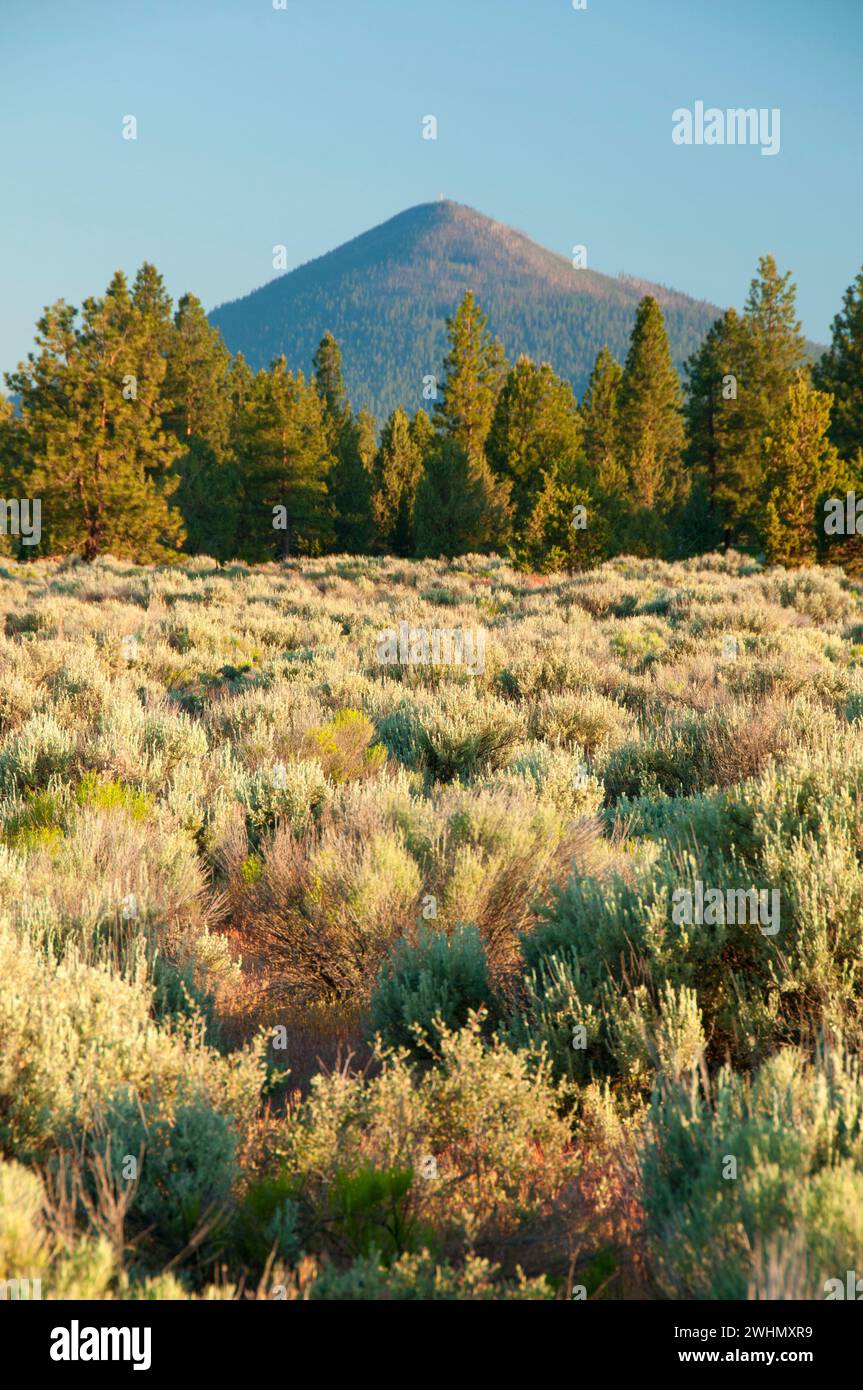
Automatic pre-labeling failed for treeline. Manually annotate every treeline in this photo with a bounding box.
[2,256,862,569]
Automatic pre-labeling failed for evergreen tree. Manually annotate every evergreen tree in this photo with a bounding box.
[581,346,625,498]
[578,346,626,560]
[615,296,685,553]
[164,293,239,559]
[728,255,808,544]
[485,356,582,537]
[819,448,863,573]
[744,254,808,396]
[228,351,255,419]
[6,272,184,561]
[372,407,423,555]
[521,467,607,574]
[761,375,840,567]
[0,393,17,481]
[413,437,511,558]
[683,307,746,548]
[813,267,863,461]
[433,291,507,462]
[164,294,231,450]
[329,407,376,552]
[311,332,376,551]
[234,358,334,561]
[312,331,349,449]
[131,261,174,348]
[409,407,435,460]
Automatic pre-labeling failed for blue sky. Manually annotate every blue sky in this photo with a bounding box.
[1,0,861,381]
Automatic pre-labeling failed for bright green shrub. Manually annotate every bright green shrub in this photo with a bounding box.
[327,1165,421,1261]
[75,772,153,820]
[1,788,67,852]
[303,708,387,783]
[233,1173,302,1270]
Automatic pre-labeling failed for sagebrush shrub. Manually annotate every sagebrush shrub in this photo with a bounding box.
[94,1091,238,1253]
[368,923,495,1060]
[0,712,77,791]
[0,919,266,1158]
[642,1043,863,1299]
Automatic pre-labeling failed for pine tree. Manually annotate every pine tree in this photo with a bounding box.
[581,347,625,498]
[312,331,349,450]
[164,293,239,559]
[413,437,511,558]
[578,346,626,559]
[761,375,840,567]
[164,294,231,450]
[485,356,582,537]
[234,358,334,561]
[813,267,863,461]
[729,255,808,544]
[409,407,435,460]
[0,393,17,482]
[819,449,863,573]
[682,307,746,548]
[617,297,685,506]
[744,254,808,397]
[7,272,184,560]
[228,351,255,419]
[615,296,685,553]
[372,407,423,555]
[329,407,376,552]
[433,291,507,462]
[131,262,174,355]
[521,468,607,574]
[311,332,376,551]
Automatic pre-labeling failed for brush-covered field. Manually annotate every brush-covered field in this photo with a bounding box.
[3,549,863,1301]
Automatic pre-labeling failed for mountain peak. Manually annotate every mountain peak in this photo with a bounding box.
[209,203,720,421]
